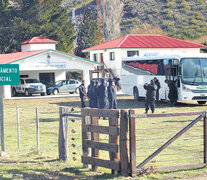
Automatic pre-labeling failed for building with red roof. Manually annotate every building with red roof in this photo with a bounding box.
[0,37,100,98]
[83,34,206,78]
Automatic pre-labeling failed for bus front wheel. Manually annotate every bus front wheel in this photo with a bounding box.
[133,87,139,101]
[197,101,206,105]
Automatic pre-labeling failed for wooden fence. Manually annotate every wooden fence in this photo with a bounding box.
[59,107,207,177]
[129,110,207,176]
[81,108,128,176]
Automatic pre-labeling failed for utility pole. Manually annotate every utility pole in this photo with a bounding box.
[96,0,101,44]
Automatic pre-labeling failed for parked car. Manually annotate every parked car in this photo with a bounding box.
[40,80,54,89]
[47,79,81,95]
[12,78,46,96]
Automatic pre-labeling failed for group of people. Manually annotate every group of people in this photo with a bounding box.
[144,77,178,114]
[78,78,117,109]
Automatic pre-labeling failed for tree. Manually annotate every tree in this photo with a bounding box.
[0,0,75,53]
[75,7,98,58]
[38,0,75,53]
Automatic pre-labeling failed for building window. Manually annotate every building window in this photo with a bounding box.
[93,53,98,62]
[127,51,139,57]
[110,52,115,61]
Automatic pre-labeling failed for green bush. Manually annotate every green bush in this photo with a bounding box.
[152,8,160,14]
[147,14,153,20]
[166,2,177,8]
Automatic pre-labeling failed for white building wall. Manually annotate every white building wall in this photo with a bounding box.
[21,44,56,52]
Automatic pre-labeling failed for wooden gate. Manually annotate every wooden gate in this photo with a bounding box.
[81,108,129,176]
[129,110,207,176]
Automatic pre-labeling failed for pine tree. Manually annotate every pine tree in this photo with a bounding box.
[0,0,75,53]
[38,0,75,53]
[75,7,98,58]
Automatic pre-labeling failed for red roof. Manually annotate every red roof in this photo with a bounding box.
[20,37,59,45]
[83,34,206,51]
[0,49,48,64]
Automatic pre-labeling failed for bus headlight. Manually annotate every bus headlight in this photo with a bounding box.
[182,85,191,92]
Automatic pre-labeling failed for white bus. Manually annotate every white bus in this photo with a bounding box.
[121,52,207,104]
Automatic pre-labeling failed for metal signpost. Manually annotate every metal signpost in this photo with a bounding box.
[0,64,19,154]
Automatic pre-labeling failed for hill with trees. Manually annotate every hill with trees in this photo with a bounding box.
[0,0,207,56]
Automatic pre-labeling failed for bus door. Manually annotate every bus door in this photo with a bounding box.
[164,59,180,100]
[164,59,180,87]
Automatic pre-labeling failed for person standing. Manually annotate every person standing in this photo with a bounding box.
[113,76,121,91]
[78,80,87,108]
[97,78,108,109]
[143,79,157,113]
[154,77,161,106]
[87,80,94,108]
[107,79,117,109]
[165,79,178,106]
[93,80,99,108]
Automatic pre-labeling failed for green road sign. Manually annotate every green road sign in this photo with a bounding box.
[0,64,19,85]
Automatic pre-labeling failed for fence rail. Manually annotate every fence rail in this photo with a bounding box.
[59,107,207,177]
[129,110,207,175]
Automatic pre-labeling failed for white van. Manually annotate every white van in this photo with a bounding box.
[12,78,46,96]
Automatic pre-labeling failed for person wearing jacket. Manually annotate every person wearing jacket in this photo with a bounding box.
[97,78,108,109]
[107,78,117,109]
[143,79,157,113]
[87,80,95,108]
[154,77,161,106]
[78,80,87,108]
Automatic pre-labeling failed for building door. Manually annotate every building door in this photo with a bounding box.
[39,73,55,85]
[100,53,104,64]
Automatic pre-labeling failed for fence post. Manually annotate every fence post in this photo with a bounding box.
[17,107,20,148]
[204,111,207,164]
[58,106,68,161]
[81,110,91,168]
[36,107,40,152]
[109,113,119,174]
[120,110,129,176]
[129,109,136,177]
[91,116,99,171]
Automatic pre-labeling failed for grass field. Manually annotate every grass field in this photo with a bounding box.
[1,96,207,179]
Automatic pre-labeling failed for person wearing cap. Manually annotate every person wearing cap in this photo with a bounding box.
[107,78,117,109]
[154,77,161,106]
[93,80,100,108]
[87,79,95,108]
[78,80,87,108]
[97,78,108,109]
[165,79,178,106]
[143,79,157,113]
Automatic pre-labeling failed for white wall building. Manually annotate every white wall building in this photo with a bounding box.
[83,34,206,78]
[0,37,101,98]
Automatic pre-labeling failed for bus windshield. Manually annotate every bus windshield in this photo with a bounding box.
[181,58,207,85]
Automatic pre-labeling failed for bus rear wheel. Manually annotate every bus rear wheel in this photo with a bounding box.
[197,101,206,105]
[133,87,139,101]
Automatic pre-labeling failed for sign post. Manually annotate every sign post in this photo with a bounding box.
[0,64,19,154]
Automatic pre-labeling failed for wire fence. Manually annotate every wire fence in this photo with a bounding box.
[134,115,204,169]
[2,106,83,166]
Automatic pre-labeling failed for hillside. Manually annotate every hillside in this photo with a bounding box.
[63,0,207,44]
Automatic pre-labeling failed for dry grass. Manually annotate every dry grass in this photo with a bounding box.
[1,95,207,179]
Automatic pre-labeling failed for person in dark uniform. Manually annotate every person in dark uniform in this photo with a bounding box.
[97,78,108,109]
[93,80,99,108]
[107,78,117,109]
[87,80,94,108]
[143,79,157,113]
[78,80,87,108]
[113,76,121,91]
[154,77,161,106]
[165,79,178,106]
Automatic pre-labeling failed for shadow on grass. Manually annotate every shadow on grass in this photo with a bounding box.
[39,118,59,122]
[50,95,207,111]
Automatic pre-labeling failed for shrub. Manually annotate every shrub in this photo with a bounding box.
[147,14,153,20]
[166,2,177,8]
